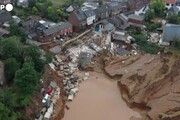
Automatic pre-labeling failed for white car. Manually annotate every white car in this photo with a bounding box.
[42,94,49,103]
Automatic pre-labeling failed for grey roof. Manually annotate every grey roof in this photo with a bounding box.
[169,6,179,13]
[108,16,123,27]
[118,13,128,22]
[74,9,86,21]
[106,2,122,10]
[0,10,12,24]
[82,9,96,17]
[128,14,144,21]
[43,22,72,36]
[94,4,110,14]
[22,19,46,34]
[104,22,115,31]
[162,24,180,42]
[116,47,129,56]
[22,19,41,28]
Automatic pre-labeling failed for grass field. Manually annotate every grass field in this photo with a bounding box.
[50,0,67,6]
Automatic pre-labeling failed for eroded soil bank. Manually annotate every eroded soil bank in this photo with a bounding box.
[63,72,141,120]
[105,53,180,120]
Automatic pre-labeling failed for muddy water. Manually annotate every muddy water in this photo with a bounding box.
[63,72,140,120]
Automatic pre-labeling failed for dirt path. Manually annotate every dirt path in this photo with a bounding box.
[63,72,140,120]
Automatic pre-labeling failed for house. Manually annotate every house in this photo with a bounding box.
[135,0,150,9]
[117,13,129,30]
[37,22,73,42]
[106,2,123,15]
[128,0,150,10]
[94,4,110,21]
[21,19,43,39]
[135,4,149,15]
[0,10,13,26]
[163,0,176,9]
[17,0,29,8]
[127,0,137,10]
[82,8,96,25]
[128,14,145,29]
[112,30,127,42]
[94,20,115,32]
[66,4,79,12]
[167,5,179,16]
[0,0,13,4]
[83,2,99,10]
[108,16,123,28]
[22,19,73,42]
[68,9,87,31]
[159,23,180,46]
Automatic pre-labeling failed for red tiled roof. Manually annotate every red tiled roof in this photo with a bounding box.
[163,0,176,4]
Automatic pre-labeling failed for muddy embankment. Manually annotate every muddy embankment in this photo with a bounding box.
[25,66,66,120]
[105,53,180,120]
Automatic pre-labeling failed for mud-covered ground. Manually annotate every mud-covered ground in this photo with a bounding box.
[105,53,180,120]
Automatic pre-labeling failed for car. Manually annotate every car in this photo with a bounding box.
[42,94,49,103]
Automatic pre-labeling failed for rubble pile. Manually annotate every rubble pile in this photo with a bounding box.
[148,32,161,43]
[35,81,60,120]
[49,54,90,102]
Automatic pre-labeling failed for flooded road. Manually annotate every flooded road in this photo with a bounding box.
[63,72,140,120]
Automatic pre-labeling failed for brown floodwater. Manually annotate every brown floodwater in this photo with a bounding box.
[63,72,140,120]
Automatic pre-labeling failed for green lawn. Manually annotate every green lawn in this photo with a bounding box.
[50,0,68,6]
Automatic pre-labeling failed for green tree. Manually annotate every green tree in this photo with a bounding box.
[9,23,26,43]
[133,32,160,54]
[28,0,36,8]
[0,102,18,120]
[150,0,165,17]
[172,39,180,49]
[1,37,22,60]
[145,9,155,22]
[5,58,20,81]
[15,62,40,96]
[167,14,180,24]
[23,45,45,72]
[0,87,19,120]
[32,6,39,14]
[45,53,52,63]
[0,87,19,110]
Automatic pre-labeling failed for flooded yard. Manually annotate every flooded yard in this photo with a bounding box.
[63,72,140,120]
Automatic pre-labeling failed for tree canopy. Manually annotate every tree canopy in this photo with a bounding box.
[1,36,22,61]
[23,45,45,72]
[5,58,21,82]
[15,62,40,96]
[150,0,165,17]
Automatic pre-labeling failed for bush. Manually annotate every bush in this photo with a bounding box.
[146,22,162,31]
[133,33,160,54]
[172,40,180,50]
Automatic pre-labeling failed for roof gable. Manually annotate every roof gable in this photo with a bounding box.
[74,9,86,21]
